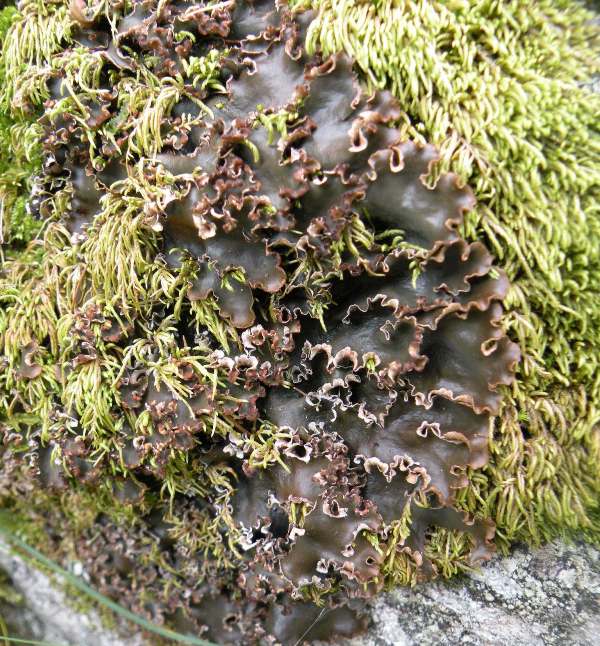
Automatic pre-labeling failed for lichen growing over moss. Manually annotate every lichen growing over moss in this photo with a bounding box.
[300,0,600,548]
[0,0,598,643]
[0,2,522,640]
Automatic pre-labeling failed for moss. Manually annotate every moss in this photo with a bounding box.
[0,4,44,249]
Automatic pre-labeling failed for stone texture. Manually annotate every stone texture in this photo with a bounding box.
[0,538,599,645]
[0,538,145,646]
[349,540,600,646]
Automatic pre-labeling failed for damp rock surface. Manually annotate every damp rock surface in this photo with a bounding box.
[1,537,598,646]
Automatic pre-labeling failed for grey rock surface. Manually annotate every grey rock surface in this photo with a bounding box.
[348,540,600,646]
[0,538,599,645]
[0,537,145,646]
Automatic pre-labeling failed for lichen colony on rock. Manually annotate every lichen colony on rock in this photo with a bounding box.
[0,1,519,643]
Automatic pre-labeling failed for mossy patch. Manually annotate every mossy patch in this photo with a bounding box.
[0,4,45,250]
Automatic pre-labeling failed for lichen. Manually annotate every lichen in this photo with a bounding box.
[0,0,597,643]
[298,0,600,550]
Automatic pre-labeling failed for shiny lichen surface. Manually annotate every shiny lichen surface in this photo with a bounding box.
[302,0,600,550]
[0,0,597,643]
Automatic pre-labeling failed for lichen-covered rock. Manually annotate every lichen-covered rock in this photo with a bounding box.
[352,540,600,646]
[0,1,519,643]
[1,538,598,646]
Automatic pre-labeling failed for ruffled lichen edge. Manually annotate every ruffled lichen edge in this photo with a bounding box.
[0,0,597,626]
[292,0,600,549]
[0,0,506,601]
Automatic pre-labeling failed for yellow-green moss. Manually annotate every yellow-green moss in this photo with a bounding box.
[0,5,42,248]
[0,0,599,613]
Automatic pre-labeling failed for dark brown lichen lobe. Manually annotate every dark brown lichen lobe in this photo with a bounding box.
[19,1,522,644]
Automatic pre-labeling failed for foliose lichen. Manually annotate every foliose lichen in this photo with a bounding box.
[0,0,520,641]
[301,0,600,550]
[4,0,596,643]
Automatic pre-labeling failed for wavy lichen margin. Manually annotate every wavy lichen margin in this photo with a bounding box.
[0,2,521,640]
[293,0,600,548]
[0,0,597,642]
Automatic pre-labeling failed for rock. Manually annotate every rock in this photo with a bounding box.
[0,537,145,646]
[349,540,600,646]
[0,538,599,645]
